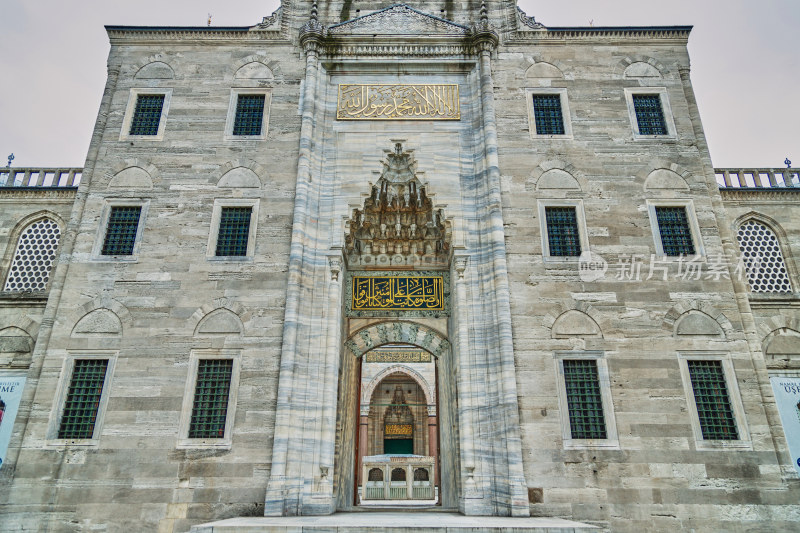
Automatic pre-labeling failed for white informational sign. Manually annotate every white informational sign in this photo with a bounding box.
[770,377,800,477]
[0,375,26,469]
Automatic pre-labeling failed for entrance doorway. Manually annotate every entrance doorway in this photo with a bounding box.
[356,345,439,505]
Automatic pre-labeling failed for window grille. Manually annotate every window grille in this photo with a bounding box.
[4,218,61,292]
[687,360,739,440]
[215,207,252,257]
[232,95,266,136]
[736,220,792,293]
[562,359,607,439]
[101,206,142,256]
[188,359,233,438]
[58,359,109,439]
[545,207,581,256]
[413,468,429,481]
[368,468,384,482]
[655,207,695,256]
[391,468,406,482]
[632,94,667,135]
[129,94,165,136]
[532,94,565,135]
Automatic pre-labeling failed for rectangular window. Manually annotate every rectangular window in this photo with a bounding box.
[562,359,607,440]
[232,95,266,136]
[57,359,109,439]
[632,94,667,135]
[545,207,581,257]
[532,94,565,135]
[655,206,695,256]
[129,94,166,136]
[188,359,234,439]
[101,206,142,256]
[215,207,252,257]
[687,360,739,440]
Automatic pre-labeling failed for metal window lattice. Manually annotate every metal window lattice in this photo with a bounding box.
[58,359,108,439]
[563,359,607,439]
[545,207,581,256]
[232,95,265,136]
[188,359,233,439]
[632,94,667,135]
[736,220,792,293]
[4,218,61,292]
[655,207,695,256]
[101,206,142,256]
[215,207,252,257]
[687,360,739,440]
[129,94,165,136]
[532,95,565,135]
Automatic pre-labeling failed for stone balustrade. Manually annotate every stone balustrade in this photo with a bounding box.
[716,168,800,189]
[361,455,435,501]
[0,167,82,188]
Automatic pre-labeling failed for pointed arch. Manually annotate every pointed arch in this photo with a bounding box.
[3,212,64,292]
[231,54,282,82]
[361,364,435,408]
[615,55,670,79]
[134,61,175,80]
[210,159,266,188]
[344,321,449,360]
[733,212,795,293]
[190,298,249,337]
[526,161,587,195]
[663,301,734,339]
[69,297,131,338]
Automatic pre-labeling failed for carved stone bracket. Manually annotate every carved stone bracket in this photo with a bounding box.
[454,256,468,280]
[328,256,342,282]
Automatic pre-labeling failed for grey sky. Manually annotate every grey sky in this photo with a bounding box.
[1,1,797,168]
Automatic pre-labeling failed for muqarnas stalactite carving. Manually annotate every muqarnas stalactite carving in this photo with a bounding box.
[345,143,450,268]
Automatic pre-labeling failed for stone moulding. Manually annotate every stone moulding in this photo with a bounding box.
[509,26,692,44]
[345,270,451,319]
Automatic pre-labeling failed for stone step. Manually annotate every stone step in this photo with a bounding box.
[189,512,600,533]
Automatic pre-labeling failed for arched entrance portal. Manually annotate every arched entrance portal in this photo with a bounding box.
[358,349,439,503]
[335,322,458,511]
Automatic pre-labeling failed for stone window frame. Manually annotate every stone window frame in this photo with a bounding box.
[735,219,795,294]
[2,215,62,293]
[223,88,272,141]
[623,87,677,140]
[554,351,620,449]
[645,199,705,259]
[91,199,150,262]
[206,199,259,261]
[677,352,752,450]
[525,88,573,139]
[119,88,172,141]
[46,352,118,447]
[177,349,241,449]
[537,200,589,262]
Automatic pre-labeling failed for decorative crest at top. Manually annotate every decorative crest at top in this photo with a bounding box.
[254,6,282,30]
[345,143,450,269]
[517,7,545,30]
[329,4,469,36]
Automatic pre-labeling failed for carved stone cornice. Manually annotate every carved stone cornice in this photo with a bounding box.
[106,27,287,44]
[720,187,800,204]
[328,5,469,36]
[507,26,692,45]
[0,188,77,200]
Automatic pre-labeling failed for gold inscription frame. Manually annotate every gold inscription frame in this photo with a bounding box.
[337,84,461,121]
[345,270,450,319]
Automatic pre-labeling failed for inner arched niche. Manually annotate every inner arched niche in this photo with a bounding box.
[344,142,451,269]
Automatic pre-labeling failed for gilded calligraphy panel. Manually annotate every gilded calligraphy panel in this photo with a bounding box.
[385,424,413,437]
[337,84,460,120]
[365,351,432,363]
[345,271,450,318]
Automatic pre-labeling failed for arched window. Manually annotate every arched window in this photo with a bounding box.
[4,217,62,292]
[736,220,792,293]
[368,468,383,482]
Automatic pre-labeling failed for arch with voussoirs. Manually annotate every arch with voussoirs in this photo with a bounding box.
[334,321,459,510]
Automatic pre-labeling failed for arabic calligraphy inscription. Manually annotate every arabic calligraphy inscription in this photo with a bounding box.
[337,84,460,120]
[352,276,444,311]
